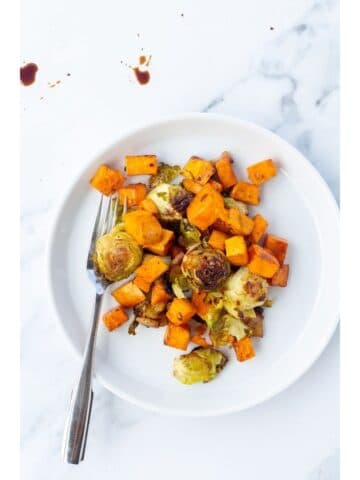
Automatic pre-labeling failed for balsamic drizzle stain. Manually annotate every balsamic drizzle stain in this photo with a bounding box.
[133,67,150,85]
[20,63,38,86]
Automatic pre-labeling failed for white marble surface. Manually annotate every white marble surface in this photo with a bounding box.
[21,0,339,478]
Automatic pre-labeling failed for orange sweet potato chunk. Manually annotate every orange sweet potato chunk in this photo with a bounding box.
[103,307,129,332]
[145,229,174,256]
[225,235,248,266]
[119,183,147,207]
[248,244,280,278]
[133,275,152,293]
[90,165,125,196]
[151,281,172,305]
[250,214,268,244]
[270,264,289,287]
[182,156,215,185]
[264,234,288,264]
[125,155,158,175]
[164,323,190,350]
[231,181,260,205]
[190,335,212,348]
[208,229,228,251]
[215,151,238,188]
[124,210,163,246]
[233,337,256,362]
[182,178,203,194]
[187,184,224,230]
[111,282,146,307]
[191,291,210,318]
[247,159,277,185]
[214,208,254,236]
[166,298,197,325]
[139,198,159,215]
[135,256,169,284]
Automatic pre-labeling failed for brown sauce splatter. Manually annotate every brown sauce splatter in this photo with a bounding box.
[139,55,146,65]
[20,63,38,86]
[133,67,150,85]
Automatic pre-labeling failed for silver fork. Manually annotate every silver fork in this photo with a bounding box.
[62,194,124,464]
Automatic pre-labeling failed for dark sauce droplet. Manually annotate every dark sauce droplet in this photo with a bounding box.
[20,63,38,86]
[133,67,150,85]
[139,55,146,65]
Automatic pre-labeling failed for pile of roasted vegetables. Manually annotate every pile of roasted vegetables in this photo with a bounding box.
[90,152,289,385]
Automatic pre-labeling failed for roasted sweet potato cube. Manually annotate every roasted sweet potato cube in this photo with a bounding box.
[145,229,174,256]
[135,256,169,284]
[125,155,158,175]
[250,214,268,244]
[182,178,203,194]
[139,198,159,215]
[166,298,197,325]
[214,208,254,236]
[208,229,228,251]
[231,181,260,205]
[151,281,172,305]
[111,282,146,307]
[264,234,288,264]
[247,159,277,185]
[270,264,289,287]
[133,275,152,293]
[182,156,215,185]
[164,323,190,350]
[124,209,163,246]
[208,179,223,192]
[248,244,280,278]
[187,184,224,230]
[119,183,147,207]
[190,336,212,348]
[90,165,125,196]
[215,151,238,188]
[225,235,248,266]
[103,307,129,332]
[233,337,256,362]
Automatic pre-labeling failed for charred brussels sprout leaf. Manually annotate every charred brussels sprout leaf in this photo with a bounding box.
[180,219,201,248]
[147,183,191,222]
[128,319,139,335]
[210,314,249,347]
[181,246,231,291]
[133,301,168,328]
[173,347,228,384]
[169,265,192,298]
[95,224,143,281]
[223,196,249,215]
[223,267,269,317]
[149,163,181,189]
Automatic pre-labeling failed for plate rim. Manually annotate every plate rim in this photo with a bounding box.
[46,112,339,416]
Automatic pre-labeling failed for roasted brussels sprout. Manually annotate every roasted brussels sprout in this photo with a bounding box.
[181,246,231,291]
[149,163,181,189]
[169,264,192,298]
[173,347,228,384]
[223,196,249,215]
[179,219,201,248]
[95,224,143,281]
[133,301,168,328]
[210,314,249,347]
[147,183,193,222]
[223,267,269,317]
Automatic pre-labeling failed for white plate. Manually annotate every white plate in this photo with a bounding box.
[48,113,339,416]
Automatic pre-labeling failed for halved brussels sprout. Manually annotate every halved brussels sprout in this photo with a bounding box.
[179,219,201,248]
[133,301,168,328]
[147,183,193,222]
[169,264,192,298]
[210,314,249,347]
[173,347,228,384]
[223,196,249,215]
[223,267,269,317]
[95,224,143,281]
[149,163,181,189]
[181,246,231,291]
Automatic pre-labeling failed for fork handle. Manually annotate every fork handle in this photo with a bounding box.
[62,292,103,464]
